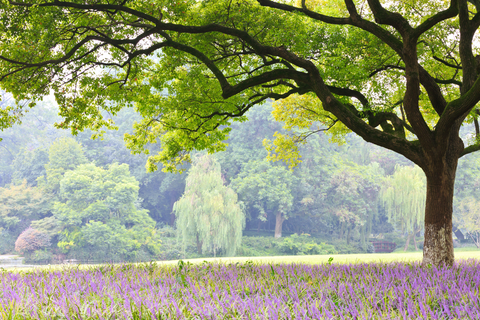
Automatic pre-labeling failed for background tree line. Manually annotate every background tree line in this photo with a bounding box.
[1,98,480,262]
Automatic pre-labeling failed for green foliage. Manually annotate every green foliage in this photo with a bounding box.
[454,197,480,248]
[174,154,245,257]
[276,233,337,256]
[30,216,62,236]
[11,147,49,186]
[231,160,296,237]
[381,165,425,234]
[0,180,50,234]
[329,239,368,254]
[52,162,161,261]
[237,236,280,257]
[0,228,15,254]
[0,95,64,188]
[42,137,87,194]
[25,249,53,264]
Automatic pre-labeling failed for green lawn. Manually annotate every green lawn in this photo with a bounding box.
[163,248,480,265]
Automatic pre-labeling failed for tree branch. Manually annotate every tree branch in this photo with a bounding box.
[413,0,458,37]
[256,0,350,25]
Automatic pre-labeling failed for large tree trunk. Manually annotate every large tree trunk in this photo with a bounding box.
[422,160,457,266]
[274,212,285,238]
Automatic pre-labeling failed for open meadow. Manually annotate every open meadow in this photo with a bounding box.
[2,251,480,319]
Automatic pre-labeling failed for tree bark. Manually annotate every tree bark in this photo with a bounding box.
[274,212,285,238]
[422,163,457,266]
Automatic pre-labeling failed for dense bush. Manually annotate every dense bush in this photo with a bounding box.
[15,228,51,254]
[237,236,279,257]
[155,225,201,260]
[276,233,337,255]
[25,249,53,264]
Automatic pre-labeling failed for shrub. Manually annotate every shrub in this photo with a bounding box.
[15,228,51,254]
[25,249,53,264]
[237,236,279,257]
[276,233,337,255]
[324,239,360,254]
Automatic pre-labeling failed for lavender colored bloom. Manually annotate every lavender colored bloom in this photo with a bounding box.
[1,260,480,319]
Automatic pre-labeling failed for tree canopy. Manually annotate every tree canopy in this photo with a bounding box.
[0,0,479,265]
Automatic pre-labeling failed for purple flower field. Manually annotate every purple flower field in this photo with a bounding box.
[1,260,480,319]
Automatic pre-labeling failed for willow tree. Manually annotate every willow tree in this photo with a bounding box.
[381,165,426,251]
[173,155,245,257]
[0,1,480,266]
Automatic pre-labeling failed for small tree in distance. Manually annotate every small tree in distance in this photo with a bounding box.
[174,154,245,257]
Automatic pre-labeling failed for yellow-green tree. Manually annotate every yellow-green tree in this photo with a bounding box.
[381,165,426,251]
[174,155,245,257]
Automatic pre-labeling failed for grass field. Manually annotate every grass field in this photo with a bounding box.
[161,247,480,266]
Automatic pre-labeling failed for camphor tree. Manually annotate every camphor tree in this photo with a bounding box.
[381,165,426,251]
[173,154,245,257]
[0,0,479,266]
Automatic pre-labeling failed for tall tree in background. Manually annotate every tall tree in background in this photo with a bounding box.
[231,160,296,238]
[174,155,245,257]
[1,1,480,265]
[381,165,426,251]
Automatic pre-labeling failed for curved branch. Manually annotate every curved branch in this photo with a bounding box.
[433,55,462,69]
[326,85,369,107]
[434,78,462,87]
[461,143,480,157]
[437,75,480,141]
[366,0,412,35]
[9,1,161,25]
[369,65,405,78]
[413,0,458,37]
[256,0,350,25]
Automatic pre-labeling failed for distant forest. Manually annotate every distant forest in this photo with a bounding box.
[1,97,479,262]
